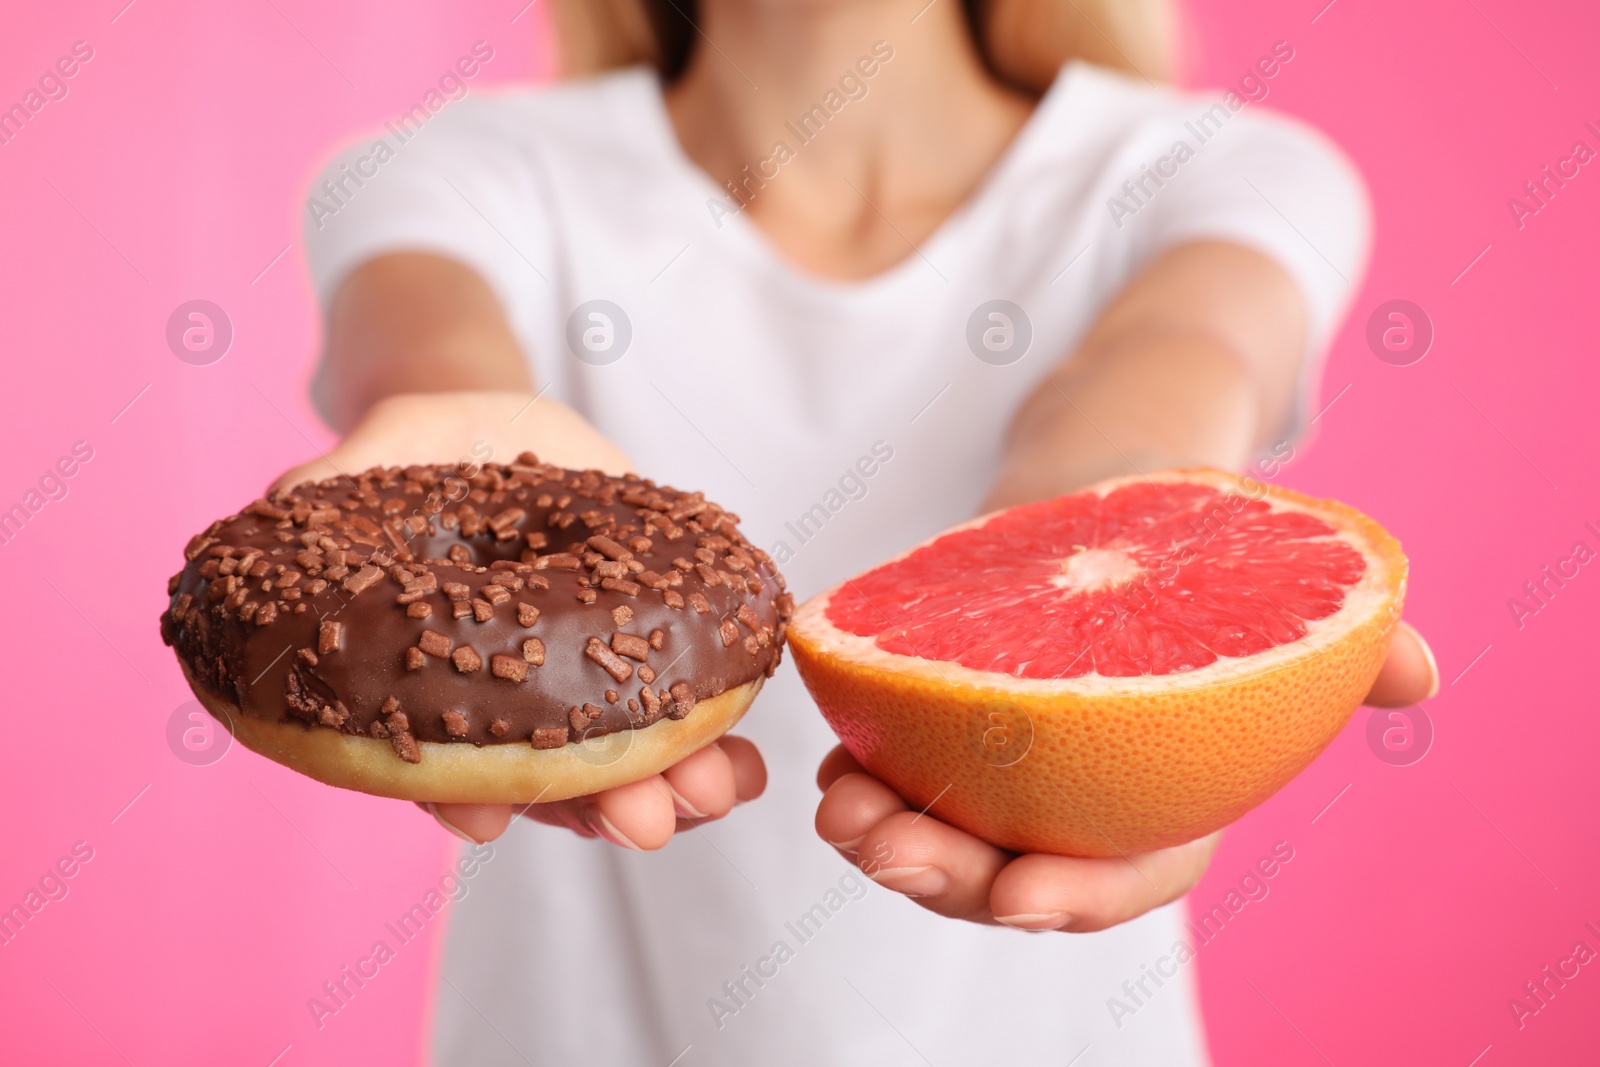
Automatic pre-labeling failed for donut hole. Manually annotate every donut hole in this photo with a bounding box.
[412,529,543,569]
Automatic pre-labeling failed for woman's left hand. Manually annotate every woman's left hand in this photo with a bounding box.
[813,620,1438,931]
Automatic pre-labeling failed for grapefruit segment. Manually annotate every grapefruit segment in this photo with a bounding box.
[788,469,1406,857]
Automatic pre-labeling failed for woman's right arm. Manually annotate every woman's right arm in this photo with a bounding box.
[283,250,629,481]
[316,251,529,430]
[275,251,767,848]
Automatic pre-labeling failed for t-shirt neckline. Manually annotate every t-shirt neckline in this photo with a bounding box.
[629,62,1085,301]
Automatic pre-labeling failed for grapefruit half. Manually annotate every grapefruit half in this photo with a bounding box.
[788,469,1406,857]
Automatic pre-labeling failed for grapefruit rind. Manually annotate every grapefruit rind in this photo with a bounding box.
[788,470,1407,857]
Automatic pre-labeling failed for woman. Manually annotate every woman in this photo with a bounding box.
[284,0,1437,1061]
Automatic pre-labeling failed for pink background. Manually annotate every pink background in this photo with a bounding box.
[1,1,1595,1064]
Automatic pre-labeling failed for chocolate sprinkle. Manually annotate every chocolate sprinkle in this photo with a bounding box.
[319,621,343,654]
[343,565,383,595]
[611,632,651,661]
[391,731,420,763]
[532,726,566,749]
[491,654,527,682]
[585,637,634,682]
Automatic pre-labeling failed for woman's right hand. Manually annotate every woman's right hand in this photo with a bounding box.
[428,736,768,848]
[271,389,632,487]
[270,389,770,849]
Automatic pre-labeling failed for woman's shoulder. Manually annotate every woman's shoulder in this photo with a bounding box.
[1038,60,1357,173]
[1014,59,1368,235]
[301,68,668,258]
[308,66,664,184]
[412,66,664,157]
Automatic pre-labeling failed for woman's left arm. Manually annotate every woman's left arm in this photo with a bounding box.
[987,239,1306,506]
[813,239,1438,931]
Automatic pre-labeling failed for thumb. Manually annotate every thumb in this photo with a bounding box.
[420,802,514,844]
[270,457,347,496]
[1364,620,1440,708]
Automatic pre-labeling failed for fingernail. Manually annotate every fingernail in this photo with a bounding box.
[995,912,1072,931]
[425,803,479,844]
[1409,623,1441,700]
[666,784,707,820]
[585,809,642,851]
[827,835,865,854]
[867,865,947,897]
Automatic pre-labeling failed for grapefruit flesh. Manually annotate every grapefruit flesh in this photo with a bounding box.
[788,469,1406,857]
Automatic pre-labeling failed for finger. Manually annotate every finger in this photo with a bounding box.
[503,739,766,842]
[513,798,593,836]
[815,771,908,854]
[424,802,514,844]
[989,833,1220,932]
[716,735,768,802]
[1365,620,1439,707]
[853,810,1010,919]
[661,743,738,821]
[816,744,865,791]
[585,775,679,851]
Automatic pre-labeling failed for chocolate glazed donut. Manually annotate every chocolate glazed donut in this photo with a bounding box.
[161,454,793,804]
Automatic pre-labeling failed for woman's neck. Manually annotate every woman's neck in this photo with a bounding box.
[664,0,1035,279]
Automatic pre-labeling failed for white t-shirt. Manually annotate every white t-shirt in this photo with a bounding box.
[305,62,1368,1067]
